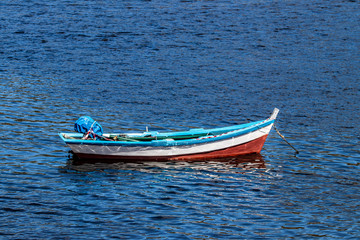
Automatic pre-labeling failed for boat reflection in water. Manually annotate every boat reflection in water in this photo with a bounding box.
[66,152,266,173]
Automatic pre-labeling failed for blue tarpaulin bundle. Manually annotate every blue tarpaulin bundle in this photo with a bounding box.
[74,116,103,139]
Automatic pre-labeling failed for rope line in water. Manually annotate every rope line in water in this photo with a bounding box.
[274,124,299,155]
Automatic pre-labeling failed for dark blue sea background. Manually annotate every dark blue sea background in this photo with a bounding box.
[1,0,359,239]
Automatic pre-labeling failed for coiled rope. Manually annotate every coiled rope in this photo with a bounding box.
[82,121,113,141]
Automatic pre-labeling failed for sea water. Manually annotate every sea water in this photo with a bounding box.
[0,0,359,239]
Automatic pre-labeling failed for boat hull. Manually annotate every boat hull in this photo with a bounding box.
[74,134,269,161]
[66,124,273,161]
[60,108,279,161]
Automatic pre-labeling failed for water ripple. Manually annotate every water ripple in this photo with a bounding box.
[1,0,360,238]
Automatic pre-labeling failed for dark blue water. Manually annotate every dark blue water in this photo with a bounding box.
[1,0,359,239]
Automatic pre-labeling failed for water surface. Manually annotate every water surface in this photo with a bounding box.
[0,0,359,239]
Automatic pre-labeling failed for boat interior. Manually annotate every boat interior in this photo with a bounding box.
[62,131,216,142]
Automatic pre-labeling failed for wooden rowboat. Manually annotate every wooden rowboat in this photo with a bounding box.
[59,108,279,161]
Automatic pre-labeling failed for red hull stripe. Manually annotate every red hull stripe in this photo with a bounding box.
[75,135,268,161]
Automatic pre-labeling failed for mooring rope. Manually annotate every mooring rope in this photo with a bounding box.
[273,124,299,155]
